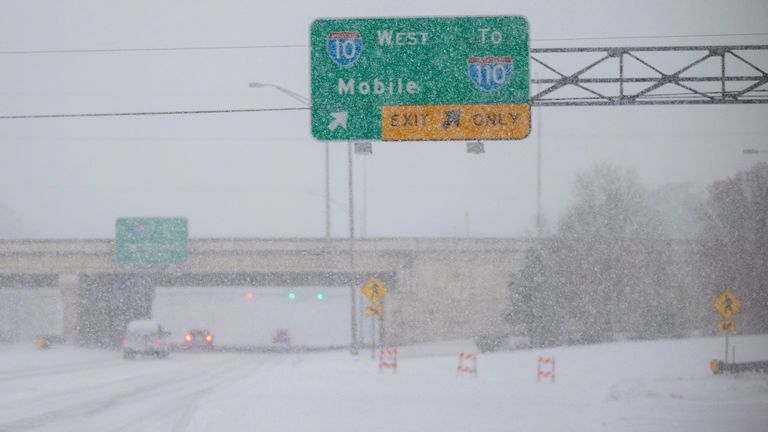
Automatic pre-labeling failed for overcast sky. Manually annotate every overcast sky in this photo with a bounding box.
[0,0,766,239]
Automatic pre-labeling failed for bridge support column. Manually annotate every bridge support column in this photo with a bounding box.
[59,274,82,344]
[77,273,155,347]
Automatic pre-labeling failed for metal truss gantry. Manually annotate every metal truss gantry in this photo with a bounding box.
[530,45,768,106]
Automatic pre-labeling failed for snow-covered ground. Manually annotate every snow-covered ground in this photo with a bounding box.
[1,334,766,432]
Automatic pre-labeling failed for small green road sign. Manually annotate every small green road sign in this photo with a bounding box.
[310,16,530,141]
[115,218,188,266]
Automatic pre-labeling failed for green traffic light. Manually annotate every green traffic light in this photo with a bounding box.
[288,292,296,300]
[316,292,324,301]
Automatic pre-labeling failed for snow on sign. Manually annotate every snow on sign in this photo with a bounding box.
[310,16,530,141]
[115,218,188,265]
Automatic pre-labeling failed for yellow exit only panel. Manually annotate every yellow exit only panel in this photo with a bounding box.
[381,103,531,141]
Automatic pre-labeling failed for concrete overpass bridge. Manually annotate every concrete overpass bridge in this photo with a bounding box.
[0,238,536,347]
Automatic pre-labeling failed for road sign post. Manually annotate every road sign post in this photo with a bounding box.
[362,276,388,358]
[714,290,742,364]
[311,16,530,141]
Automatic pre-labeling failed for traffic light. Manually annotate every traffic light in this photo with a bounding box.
[316,292,324,301]
[245,291,254,301]
[288,292,296,301]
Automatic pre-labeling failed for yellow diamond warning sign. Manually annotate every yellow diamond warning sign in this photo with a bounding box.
[362,276,388,302]
[713,290,742,319]
[381,103,531,141]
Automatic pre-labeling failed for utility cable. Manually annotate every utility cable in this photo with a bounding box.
[0,44,306,55]
[1,33,767,55]
[0,107,308,120]
[3,88,768,120]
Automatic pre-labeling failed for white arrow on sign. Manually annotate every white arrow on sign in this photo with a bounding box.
[328,111,348,131]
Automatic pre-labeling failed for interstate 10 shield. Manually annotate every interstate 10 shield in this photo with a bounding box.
[326,31,362,67]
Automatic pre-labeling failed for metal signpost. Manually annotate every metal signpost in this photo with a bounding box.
[713,290,742,364]
[311,16,530,141]
[362,276,388,359]
[115,218,188,266]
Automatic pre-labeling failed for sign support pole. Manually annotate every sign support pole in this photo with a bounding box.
[378,310,385,350]
[536,74,543,238]
[371,315,376,359]
[325,142,331,240]
[714,290,742,366]
[348,142,358,355]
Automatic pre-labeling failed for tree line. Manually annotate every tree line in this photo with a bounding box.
[508,162,768,347]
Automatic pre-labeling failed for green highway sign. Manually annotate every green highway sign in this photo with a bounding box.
[115,217,188,266]
[310,16,530,141]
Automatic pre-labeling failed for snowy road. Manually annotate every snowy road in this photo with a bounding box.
[1,335,767,432]
[0,350,270,432]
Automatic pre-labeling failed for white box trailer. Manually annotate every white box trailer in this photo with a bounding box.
[123,319,170,359]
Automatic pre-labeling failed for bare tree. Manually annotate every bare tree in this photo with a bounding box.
[512,164,676,346]
[700,162,768,334]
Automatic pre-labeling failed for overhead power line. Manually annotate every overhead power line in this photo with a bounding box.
[0,107,307,120]
[3,89,767,120]
[1,33,767,55]
[0,44,307,55]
